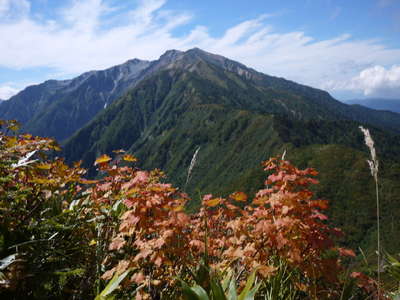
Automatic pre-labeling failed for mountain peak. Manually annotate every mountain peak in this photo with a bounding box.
[124,57,149,65]
[154,47,252,77]
[159,49,184,60]
[186,47,208,55]
[159,48,224,64]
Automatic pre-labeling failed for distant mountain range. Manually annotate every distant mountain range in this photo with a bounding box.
[344,98,400,114]
[0,58,152,141]
[1,48,399,252]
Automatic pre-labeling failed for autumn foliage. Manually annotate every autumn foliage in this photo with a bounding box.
[0,120,383,299]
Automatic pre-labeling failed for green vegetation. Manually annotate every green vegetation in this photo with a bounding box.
[1,49,400,299]
[1,119,400,299]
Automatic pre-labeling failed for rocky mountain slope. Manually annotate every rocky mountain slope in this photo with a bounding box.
[0,59,151,140]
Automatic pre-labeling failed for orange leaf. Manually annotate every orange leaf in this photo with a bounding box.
[123,154,138,162]
[171,205,184,212]
[102,267,116,280]
[131,272,146,284]
[94,154,111,165]
[36,163,52,170]
[252,196,267,205]
[230,191,248,202]
[204,197,223,207]
[126,187,140,195]
[113,149,126,153]
[116,260,130,274]
[109,236,126,250]
[338,248,356,257]
[258,265,277,278]
[79,179,99,184]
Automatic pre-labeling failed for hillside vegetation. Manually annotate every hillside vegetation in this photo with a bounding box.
[2,120,400,299]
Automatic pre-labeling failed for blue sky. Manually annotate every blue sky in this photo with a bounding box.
[0,0,400,100]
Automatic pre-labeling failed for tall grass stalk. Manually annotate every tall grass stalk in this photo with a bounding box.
[359,126,380,298]
[185,147,200,188]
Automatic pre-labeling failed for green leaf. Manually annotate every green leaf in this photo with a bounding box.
[238,269,258,300]
[221,269,233,291]
[227,279,238,300]
[0,254,17,270]
[180,280,210,300]
[95,270,130,300]
[210,277,227,300]
[243,282,261,300]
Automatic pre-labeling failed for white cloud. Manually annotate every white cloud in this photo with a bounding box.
[325,65,400,98]
[0,0,30,19]
[0,85,20,100]
[1,0,400,99]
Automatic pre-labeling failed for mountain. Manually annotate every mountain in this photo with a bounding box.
[0,58,151,141]
[344,98,400,114]
[1,48,400,143]
[62,48,400,252]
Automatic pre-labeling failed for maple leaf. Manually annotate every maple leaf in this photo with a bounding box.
[311,212,328,221]
[282,205,290,215]
[268,171,283,183]
[116,260,130,274]
[134,249,153,261]
[123,154,138,162]
[255,188,273,197]
[132,171,149,184]
[337,248,356,257]
[79,179,99,184]
[153,256,163,267]
[203,194,213,201]
[258,265,277,278]
[230,191,248,202]
[190,240,205,252]
[94,154,112,165]
[109,236,126,250]
[102,267,116,280]
[153,238,165,249]
[310,200,329,210]
[131,272,146,284]
[204,197,223,207]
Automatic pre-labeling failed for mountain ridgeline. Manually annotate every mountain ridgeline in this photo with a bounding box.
[1,48,400,251]
[345,98,400,114]
[0,59,151,141]
[1,48,400,142]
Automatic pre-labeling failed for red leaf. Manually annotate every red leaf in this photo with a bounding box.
[338,248,356,257]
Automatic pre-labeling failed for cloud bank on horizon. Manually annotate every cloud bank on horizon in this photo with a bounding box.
[0,0,399,100]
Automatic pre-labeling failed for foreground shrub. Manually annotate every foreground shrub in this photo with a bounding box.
[0,120,96,298]
[0,120,381,299]
[101,157,367,299]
